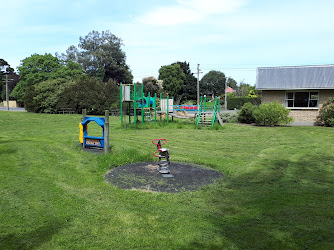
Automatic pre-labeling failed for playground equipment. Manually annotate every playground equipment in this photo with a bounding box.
[120,83,173,127]
[196,96,223,127]
[152,139,171,175]
[120,83,223,127]
[79,109,110,153]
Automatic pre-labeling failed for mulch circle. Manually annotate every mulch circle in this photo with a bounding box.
[105,161,223,193]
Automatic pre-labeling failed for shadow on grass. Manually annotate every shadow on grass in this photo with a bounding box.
[0,220,66,249]
[188,154,334,249]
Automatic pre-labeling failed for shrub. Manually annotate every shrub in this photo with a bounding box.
[59,77,120,115]
[33,78,74,113]
[226,96,261,110]
[238,102,257,123]
[316,98,334,126]
[220,112,238,123]
[253,102,293,126]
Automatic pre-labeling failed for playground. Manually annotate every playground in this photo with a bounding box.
[1,111,334,249]
[120,83,224,128]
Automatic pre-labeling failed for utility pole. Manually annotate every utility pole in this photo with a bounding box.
[197,64,202,106]
[225,77,229,110]
[5,74,9,111]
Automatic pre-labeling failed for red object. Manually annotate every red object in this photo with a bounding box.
[152,139,167,157]
[226,87,235,93]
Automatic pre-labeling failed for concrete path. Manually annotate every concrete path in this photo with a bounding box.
[289,121,316,126]
[0,107,26,112]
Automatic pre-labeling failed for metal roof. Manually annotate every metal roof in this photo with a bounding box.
[256,65,334,90]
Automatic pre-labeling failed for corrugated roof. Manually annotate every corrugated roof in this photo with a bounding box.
[256,65,334,90]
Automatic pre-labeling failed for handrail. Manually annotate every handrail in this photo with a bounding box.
[196,99,203,126]
[211,97,218,127]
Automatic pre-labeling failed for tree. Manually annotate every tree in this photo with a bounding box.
[235,81,261,97]
[26,78,74,113]
[60,77,120,115]
[0,59,14,74]
[1,72,19,101]
[142,76,161,96]
[11,53,83,103]
[0,59,16,102]
[172,61,197,102]
[200,70,236,96]
[59,30,133,83]
[158,64,185,103]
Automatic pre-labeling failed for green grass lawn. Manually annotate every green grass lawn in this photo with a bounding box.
[1,111,334,249]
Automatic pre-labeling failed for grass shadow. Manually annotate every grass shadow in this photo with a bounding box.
[188,154,334,249]
[0,220,66,249]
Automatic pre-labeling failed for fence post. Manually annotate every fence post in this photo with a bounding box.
[120,84,123,125]
[82,109,86,149]
[104,110,109,154]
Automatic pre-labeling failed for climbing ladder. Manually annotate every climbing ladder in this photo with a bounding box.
[196,96,223,127]
[144,108,151,121]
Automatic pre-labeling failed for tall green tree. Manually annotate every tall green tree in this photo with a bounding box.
[11,54,83,103]
[172,61,197,102]
[200,70,237,96]
[142,76,161,96]
[59,30,133,83]
[235,81,256,97]
[24,78,74,113]
[0,59,16,102]
[158,64,185,103]
[60,77,119,114]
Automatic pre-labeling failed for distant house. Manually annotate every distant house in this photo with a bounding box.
[226,87,235,93]
[256,65,334,122]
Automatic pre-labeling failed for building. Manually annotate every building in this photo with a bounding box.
[256,65,334,122]
[226,87,236,93]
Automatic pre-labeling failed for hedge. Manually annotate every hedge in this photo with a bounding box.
[226,97,261,110]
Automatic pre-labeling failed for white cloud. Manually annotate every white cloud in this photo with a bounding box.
[138,0,246,26]
[180,0,245,14]
[139,6,202,26]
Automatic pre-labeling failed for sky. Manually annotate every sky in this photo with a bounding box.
[1,0,334,85]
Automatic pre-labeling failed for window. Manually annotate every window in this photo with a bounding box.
[285,92,319,108]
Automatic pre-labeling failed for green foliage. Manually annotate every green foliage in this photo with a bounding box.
[0,58,14,74]
[248,89,257,97]
[238,102,257,123]
[220,112,238,123]
[253,102,293,126]
[32,78,74,113]
[0,59,16,102]
[158,64,185,102]
[60,77,119,115]
[11,54,83,103]
[173,61,197,102]
[200,71,237,96]
[142,76,160,96]
[316,97,334,126]
[200,70,225,96]
[227,96,261,109]
[59,30,133,83]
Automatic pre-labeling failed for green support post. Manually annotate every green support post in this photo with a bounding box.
[160,93,162,122]
[141,83,144,124]
[134,83,137,126]
[128,102,131,124]
[120,84,123,125]
[204,95,206,112]
[167,95,169,123]
[154,93,157,122]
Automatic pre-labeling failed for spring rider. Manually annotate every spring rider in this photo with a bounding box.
[152,139,171,174]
